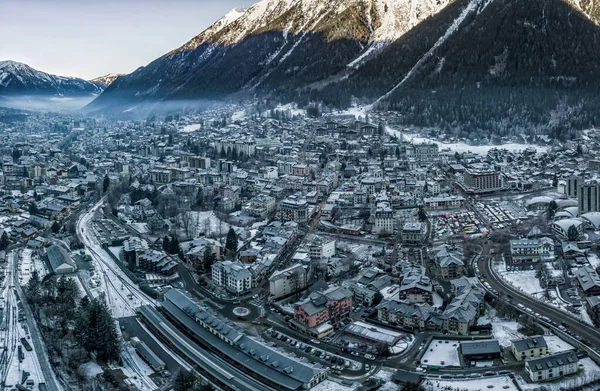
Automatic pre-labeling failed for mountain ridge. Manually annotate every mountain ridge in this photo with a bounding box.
[0,60,103,97]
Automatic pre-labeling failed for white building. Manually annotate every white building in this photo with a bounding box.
[278,196,309,223]
[374,200,394,236]
[212,261,252,294]
[525,351,578,382]
[269,264,308,299]
[309,238,336,258]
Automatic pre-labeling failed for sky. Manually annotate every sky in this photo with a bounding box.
[0,0,257,80]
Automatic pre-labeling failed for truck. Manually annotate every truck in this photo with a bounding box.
[21,337,32,352]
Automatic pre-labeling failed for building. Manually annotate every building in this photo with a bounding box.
[443,283,485,335]
[401,222,426,245]
[398,265,432,304]
[149,169,171,184]
[567,176,584,198]
[578,182,600,213]
[243,194,276,218]
[376,300,442,332]
[423,195,464,211]
[511,336,548,361]
[158,289,328,390]
[374,199,394,236]
[432,244,464,279]
[525,351,579,382]
[278,197,309,224]
[510,238,555,263]
[460,340,502,361]
[138,250,178,276]
[45,244,77,274]
[575,265,600,296]
[463,168,504,193]
[292,285,353,337]
[551,219,583,240]
[212,260,253,294]
[308,238,336,258]
[269,264,308,299]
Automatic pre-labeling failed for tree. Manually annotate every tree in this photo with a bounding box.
[174,369,197,391]
[103,174,110,193]
[225,228,238,258]
[418,206,427,222]
[26,269,41,305]
[567,225,579,241]
[547,200,558,220]
[0,231,9,251]
[552,174,558,188]
[162,236,170,253]
[51,221,61,233]
[74,298,120,362]
[29,202,39,215]
[169,235,181,255]
[202,247,216,272]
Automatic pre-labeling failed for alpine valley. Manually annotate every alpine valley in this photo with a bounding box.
[83,0,600,136]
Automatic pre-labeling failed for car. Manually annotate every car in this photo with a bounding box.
[483,371,496,377]
[252,294,259,299]
[415,367,425,373]
[351,351,360,356]
[470,373,482,378]
[251,320,261,325]
[310,339,321,344]
[364,354,376,360]
[498,370,511,375]
[305,347,312,353]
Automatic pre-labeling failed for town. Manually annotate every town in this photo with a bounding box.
[2,104,600,391]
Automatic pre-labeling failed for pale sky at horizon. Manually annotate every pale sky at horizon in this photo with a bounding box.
[0,0,256,80]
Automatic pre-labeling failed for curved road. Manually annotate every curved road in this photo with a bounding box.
[480,256,600,355]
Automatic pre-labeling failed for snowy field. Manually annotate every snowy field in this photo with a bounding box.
[496,268,544,296]
[420,339,461,367]
[545,334,574,353]
[180,123,201,133]
[490,320,525,348]
[423,375,518,391]
[129,222,149,234]
[392,131,548,155]
[191,211,230,238]
[311,380,356,391]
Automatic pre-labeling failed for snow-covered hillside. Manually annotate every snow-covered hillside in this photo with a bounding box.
[0,60,103,96]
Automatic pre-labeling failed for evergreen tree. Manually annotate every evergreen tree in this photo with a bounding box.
[169,235,180,255]
[26,269,41,305]
[51,221,61,233]
[103,174,110,193]
[74,298,120,362]
[418,207,428,222]
[547,200,558,220]
[0,231,9,251]
[567,225,579,241]
[29,202,38,215]
[225,228,238,258]
[202,247,216,272]
[162,236,170,253]
[174,369,197,391]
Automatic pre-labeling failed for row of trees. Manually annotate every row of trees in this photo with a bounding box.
[26,271,121,371]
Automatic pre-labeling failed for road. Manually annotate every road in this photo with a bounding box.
[12,251,63,391]
[480,255,600,357]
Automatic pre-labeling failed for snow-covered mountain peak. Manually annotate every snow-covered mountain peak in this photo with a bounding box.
[172,0,455,53]
[90,73,123,87]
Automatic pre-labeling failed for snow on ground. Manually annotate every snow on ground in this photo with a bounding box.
[129,222,149,234]
[492,320,525,348]
[79,362,103,379]
[310,380,356,391]
[580,305,595,326]
[192,211,231,238]
[545,334,574,353]
[180,123,201,133]
[19,248,35,286]
[420,339,461,367]
[497,269,544,296]
[587,253,600,268]
[423,375,518,391]
[275,103,306,117]
[389,130,548,155]
[432,292,443,308]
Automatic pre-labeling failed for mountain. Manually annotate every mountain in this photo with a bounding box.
[90,73,123,88]
[88,0,600,137]
[0,60,103,97]
[86,0,455,113]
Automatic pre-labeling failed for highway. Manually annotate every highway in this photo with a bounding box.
[480,255,600,358]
